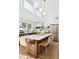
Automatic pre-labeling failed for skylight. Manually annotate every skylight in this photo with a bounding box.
[24,0,42,17]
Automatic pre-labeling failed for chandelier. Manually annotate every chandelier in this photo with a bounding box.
[33,0,47,16]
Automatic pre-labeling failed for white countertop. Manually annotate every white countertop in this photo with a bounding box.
[23,33,51,40]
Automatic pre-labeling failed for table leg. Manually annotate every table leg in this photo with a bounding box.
[35,41,38,58]
[26,38,28,59]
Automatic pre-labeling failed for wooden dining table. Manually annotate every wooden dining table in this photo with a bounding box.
[24,33,51,57]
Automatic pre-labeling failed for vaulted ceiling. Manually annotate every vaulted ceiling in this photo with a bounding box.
[19,0,59,24]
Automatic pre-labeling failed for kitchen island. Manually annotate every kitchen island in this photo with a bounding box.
[23,33,51,57]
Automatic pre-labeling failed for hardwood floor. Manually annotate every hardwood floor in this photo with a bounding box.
[19,42,59,59]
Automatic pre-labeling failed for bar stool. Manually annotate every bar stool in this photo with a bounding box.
[19,36,27,47]
[38,36,51,59]
[49,34,56,47]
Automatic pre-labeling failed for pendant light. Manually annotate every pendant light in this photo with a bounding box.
[39,8,43,12]
[33,0,37,16]
[43,11,46,15]
[43,0,46,16]
[34,0,39,9]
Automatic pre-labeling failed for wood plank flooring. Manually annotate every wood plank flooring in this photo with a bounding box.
[19,42,59,59]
